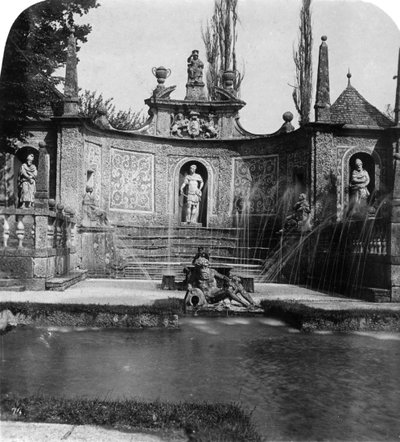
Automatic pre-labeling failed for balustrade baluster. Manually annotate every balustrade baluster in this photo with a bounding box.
[376,238,381,255]
[70,223,76,248]
[65,220,71,248]
[56,219,62,248]
[16,218,25,248]
[3,217,10,248]
[382,238,387,255]
[31,218,36,245]
[47,219,55,248]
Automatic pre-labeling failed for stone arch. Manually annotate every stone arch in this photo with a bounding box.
[340,146,382,216]
[172,158,214,227]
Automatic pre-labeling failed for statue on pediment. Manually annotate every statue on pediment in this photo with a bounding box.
[187,50,204,84]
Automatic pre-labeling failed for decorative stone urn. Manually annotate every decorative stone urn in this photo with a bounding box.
[152,66,171,85]
[222,70,236,89]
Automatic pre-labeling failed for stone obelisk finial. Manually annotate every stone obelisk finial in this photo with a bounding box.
[63,26,80,116]
[314,36,331,122]
[394,48,400,126]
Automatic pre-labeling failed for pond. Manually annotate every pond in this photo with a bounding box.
[1,317,400,441]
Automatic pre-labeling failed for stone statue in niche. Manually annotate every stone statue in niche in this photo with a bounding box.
[180,164,203,224]
[349,158,370,212]
[18,153,37,208]
[184,257,256,309]
[283,193,312,232]
[170,113,188,137]
[187,50,204,84]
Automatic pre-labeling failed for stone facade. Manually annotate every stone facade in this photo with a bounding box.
[1,34,400,302]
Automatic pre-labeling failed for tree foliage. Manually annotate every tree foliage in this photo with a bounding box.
[0,0,99,150]
[79,90,147,130]
[292,0,313,125]
[201,0,244,100]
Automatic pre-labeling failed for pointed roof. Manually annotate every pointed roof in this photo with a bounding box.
[330,73,393,127]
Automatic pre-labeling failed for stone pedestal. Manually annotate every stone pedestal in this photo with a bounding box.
[161,274,176,290]
[185,83,206,101]
[181,221,202,227]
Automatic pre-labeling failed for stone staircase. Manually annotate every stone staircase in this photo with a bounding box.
[106,225,271,282]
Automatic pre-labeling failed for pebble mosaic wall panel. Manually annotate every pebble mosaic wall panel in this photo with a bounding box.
[110,149,154,212]
[233,155,278,214]
[85,141,102,202]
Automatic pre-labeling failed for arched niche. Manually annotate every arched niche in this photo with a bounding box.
[172,158,213,227]
[340,147,381,217]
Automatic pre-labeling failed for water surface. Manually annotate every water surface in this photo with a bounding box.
[1,318,400,441]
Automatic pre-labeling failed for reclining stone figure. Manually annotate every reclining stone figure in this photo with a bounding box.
[184,257,255,309]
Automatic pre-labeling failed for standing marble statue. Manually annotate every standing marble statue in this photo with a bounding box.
[187,50,204,84]
[18,153,37,208]
[180,164,203,224]
[350,158,370,205]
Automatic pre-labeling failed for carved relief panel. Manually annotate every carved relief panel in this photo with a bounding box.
[233,155,279,214]
[85,141,102,202]
[110,149,154,212]
[170,112,219,139]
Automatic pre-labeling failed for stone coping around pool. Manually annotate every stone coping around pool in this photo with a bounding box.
[0,299,183,330]
[0,395,262,442]
[260,299,400,332]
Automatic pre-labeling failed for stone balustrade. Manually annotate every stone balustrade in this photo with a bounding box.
[0,204,79,289]
[1,206,76,251]
[349,219,388,256]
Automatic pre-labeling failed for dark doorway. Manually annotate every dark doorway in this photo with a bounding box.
[293,167,306,197]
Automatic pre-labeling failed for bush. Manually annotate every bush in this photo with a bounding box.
[1,395,261,442]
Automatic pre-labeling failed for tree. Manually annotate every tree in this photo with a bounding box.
[79,90,147,130]
[292,0,313,125]
[0,0,99,151]
[201,0,244,100]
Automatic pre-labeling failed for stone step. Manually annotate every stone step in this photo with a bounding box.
[46,269,88,291]
[114,225,243,235]
[115,243,269,253]
[0,278,24,287]
[0,285,26,292]
[117,255,264,265]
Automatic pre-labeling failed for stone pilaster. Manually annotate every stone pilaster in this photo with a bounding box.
[390,135,400,301]
[394,48,400,126]
[57,123,85,219]
[35,142,50,209]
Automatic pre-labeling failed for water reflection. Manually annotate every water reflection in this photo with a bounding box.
[1,318,400,441]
